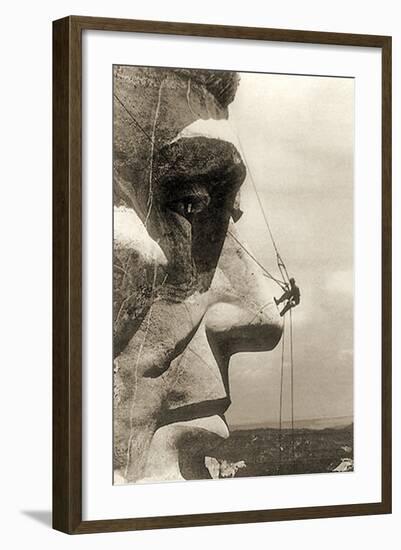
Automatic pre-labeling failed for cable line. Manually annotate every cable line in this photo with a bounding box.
[227,118,291,287]
[227,117,297,472]
[289,307,295,465]
[227,230,287,289]
[278,315,286,473]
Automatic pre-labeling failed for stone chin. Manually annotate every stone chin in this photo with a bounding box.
[114,415,229,484]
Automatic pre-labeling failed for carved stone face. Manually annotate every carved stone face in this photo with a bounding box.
[113,66,283,483]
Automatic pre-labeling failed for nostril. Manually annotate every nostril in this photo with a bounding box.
[267,316,284,348]
[252,301,284,349]
[205,299,284,355]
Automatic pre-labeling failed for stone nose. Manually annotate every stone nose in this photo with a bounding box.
[205,295,283,356]
[205,226,283,356]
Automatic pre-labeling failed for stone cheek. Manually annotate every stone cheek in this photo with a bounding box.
[113,228,283,482]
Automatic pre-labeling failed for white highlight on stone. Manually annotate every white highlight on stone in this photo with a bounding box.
[114,206,167,266]
[172,119,241,150]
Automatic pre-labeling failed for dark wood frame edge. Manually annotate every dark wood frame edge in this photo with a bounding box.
[52,15,392,535]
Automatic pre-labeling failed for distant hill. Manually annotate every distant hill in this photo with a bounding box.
[231,416,353,431]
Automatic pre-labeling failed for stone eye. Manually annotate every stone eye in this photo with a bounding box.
[167,193,210,221]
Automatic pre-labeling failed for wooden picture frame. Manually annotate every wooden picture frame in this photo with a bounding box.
[53,15,392,534]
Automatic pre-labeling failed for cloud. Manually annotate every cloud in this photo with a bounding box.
[230,73,354,194]
[324,270,353,296]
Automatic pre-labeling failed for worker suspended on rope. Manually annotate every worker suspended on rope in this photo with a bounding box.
[275,277,300,317]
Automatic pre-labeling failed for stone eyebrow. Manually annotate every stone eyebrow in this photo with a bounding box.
[156,137,246,194]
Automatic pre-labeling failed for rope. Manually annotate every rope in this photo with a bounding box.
[115,90,297,475]
[115,90,226,201]
[115,91,201,225]
[228,230,287,289]
[277,310,296,474]
[145,79,165,227]
[289,308,295,465]
[227,117,297,472]
[278,315,286,473]
[115,91,287,292]
[116,92,290,291]
[114,93,287,294]
[227,118,291,287]
[278,253,291,286]
[115,93,159,154]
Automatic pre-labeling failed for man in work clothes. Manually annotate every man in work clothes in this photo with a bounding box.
[274,278,300,317]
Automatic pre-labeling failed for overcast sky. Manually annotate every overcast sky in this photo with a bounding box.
[224,72,354,428]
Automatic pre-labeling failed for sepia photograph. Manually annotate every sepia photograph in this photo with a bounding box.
[112,65,354,485]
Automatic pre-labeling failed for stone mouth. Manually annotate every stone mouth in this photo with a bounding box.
[173,414,230,441]
[162,397,230,426]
